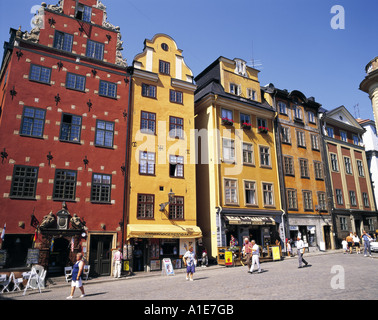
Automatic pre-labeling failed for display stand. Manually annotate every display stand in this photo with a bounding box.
[162,258,175,276]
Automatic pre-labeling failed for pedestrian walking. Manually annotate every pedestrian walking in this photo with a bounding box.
[243,239,253,272]
[113,248,123,278]
[201,248,208,267]
[353,233,361,254]
[183,246,197,281]
[296,236,308,268]
[346,233,354,254]
[361,230,372,257]
[67,252,86,299]
[249,240,261,274]
[286,239,293,257]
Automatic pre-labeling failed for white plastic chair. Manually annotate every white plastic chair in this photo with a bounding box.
[83,265,90,281]
[0,274,11,293]
[64,267,72,282]
[12,276,24,292]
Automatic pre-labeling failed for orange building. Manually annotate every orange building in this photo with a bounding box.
[263,85,335,251]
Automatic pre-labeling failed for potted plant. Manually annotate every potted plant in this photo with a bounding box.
[241,122,252,130]
[258,126,269,134]
[222,117,234,126]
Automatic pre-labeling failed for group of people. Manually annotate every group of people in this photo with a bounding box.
[342,230,374,257]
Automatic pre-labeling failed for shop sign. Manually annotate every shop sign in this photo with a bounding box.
[179,239,195,256]
[289,226,299,231]
[26,248,40,265]
[162,258,175,276]
[123,260,130,272]
[225,251,233,266]
[272,246,281,261]
[150,260,161,271]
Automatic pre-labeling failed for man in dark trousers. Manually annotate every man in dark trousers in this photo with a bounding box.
[296,236,309,268]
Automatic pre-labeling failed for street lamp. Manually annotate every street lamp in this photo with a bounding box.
[159,189,175,211]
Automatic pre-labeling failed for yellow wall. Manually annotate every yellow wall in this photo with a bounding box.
[128,34,197,233]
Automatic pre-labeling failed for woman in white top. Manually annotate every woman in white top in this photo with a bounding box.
[353,232,361,254]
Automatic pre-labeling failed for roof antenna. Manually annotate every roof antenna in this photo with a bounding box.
[354,103,360,119]
[247,41,263,70]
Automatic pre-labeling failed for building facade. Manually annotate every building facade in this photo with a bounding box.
[195,57,283,260]
[263,84,335,251]
[125,34,202,272]
[0,0,130,276]
[357,119,378,211]
[360,57,378,130]
[320,106,378,246]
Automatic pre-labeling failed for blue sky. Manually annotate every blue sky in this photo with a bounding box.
[1,0,377,120]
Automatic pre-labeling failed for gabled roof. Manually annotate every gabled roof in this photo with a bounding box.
[323,106,365,133]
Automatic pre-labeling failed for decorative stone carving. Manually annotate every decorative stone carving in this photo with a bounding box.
[70,214,86,230]
[40,211,56,229]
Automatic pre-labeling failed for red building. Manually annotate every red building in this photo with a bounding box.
[0,0,130,277]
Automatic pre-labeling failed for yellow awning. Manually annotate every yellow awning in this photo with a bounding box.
[127,224,202,240]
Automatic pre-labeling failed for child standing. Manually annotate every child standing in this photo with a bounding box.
[341,238,348,254]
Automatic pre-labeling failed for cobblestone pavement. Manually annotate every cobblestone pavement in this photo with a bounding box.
[2,252,377,301]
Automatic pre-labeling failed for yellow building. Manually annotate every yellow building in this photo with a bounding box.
[195,57,284,260]
[125,34,201,272]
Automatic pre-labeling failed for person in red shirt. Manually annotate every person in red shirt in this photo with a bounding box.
[243,239,253,272]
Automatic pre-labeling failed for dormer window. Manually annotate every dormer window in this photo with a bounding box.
[230,83,241,96]
[76,3,92,23]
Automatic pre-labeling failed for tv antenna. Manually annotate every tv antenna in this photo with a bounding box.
[247,41,263,70]
[354,103,360,119]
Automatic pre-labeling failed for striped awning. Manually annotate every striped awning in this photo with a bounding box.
[224,215,276,225]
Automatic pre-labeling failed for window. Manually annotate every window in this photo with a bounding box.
[141,111,156,134]
[139,151,155,175]
[142,83,157,98]
[224,179,238,205]
[53,169,77,201]
[281,126,291,144]
[29,64,51,84]
[95,120,114,148]
[296,130,306,148]
[161,43,169,51]
[20,106,46,138]
[311,134,319,150]
[159,60,170,75]
[99,80,117,98]
[247,88,256,100]
[91,173,111,203]
[10,165,38,199]
[308,111,315,124]
[314,161,323,180]
[287,189,298,210]
[229,83,240,95]
[170,90,183,104]
[76,3,92,22]
[240,113,251,125]
[299,159,309,178]
[317,192,327,211]
[357,160,365,177]
[223,139,235,162]
[257,118,267,129]
[340,131,348,142]
[349,191,357,207]
[169,116,184,139]
[367,218,374,231]
[66,73,86,91]
[284,156,295,176]
[330,153,339,172]
[326,127,334,138]
[53,31,73,52]
[263,183,274,206]
[353,135,360,146]
[340,217,348,231]
[169,155,184,178]
[60,114,82,143]
[244,181,256,205]
[303,191,313,211]
[169,196,184,220]
[363,193,369,208]
[278,102,287,114]
[336,189,343,205]
[243,143,254,165]
[221,108,233,123]
[344,157,352,175]
[137,194,154,219]
[293,106,303,121]
[86,40,104,60]
[260,146,270,167]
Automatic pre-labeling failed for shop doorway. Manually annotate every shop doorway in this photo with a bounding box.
[48,237,70,276]
[133,239,145,272]
[89,235,113,277]
[2,234,33,268]
[355,220,361,236]
[324,226,332,250]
